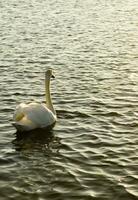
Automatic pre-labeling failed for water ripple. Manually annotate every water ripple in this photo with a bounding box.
[0,0,138,199]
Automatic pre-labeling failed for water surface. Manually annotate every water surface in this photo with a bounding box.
[0,0,138,199]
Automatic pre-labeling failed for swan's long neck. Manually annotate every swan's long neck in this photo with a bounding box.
[45,74,56,116]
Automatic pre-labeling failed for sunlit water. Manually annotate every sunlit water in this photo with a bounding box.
[0,0,138,199]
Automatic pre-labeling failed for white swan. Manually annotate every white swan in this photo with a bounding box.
[12,69,57,132]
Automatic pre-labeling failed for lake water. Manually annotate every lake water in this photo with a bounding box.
[0,0,138,199]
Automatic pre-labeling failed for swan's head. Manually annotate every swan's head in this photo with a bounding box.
[45,69,55,79]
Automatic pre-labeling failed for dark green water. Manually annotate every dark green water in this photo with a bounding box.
[0,0,138,199]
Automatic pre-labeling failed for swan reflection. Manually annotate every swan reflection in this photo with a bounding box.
[12,128,61,154]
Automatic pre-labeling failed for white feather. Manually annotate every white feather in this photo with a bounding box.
[13,70,57,132]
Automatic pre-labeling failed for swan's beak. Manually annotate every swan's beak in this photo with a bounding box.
[51,74,55,79]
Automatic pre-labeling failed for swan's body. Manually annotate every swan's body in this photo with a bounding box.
[13,70,57,132]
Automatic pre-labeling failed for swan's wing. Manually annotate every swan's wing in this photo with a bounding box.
[13,103,26,121]
[24,102,56,127]
[13,103,36,131]
[14,102,56,128]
